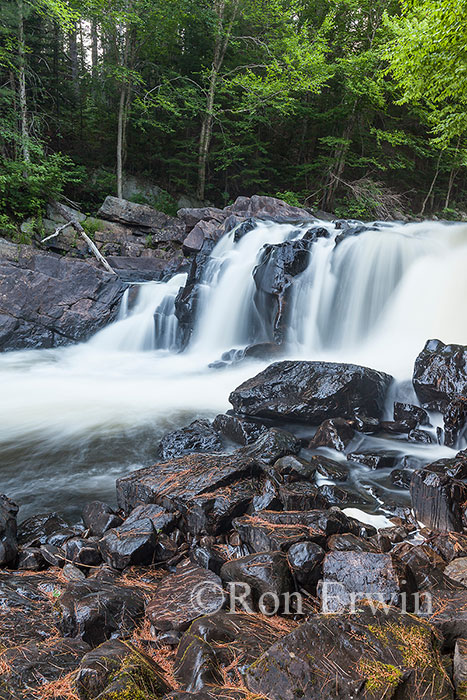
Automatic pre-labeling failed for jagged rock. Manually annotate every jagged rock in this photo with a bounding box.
[380,420,413,434]
[252,240,311,343]
[229,360,393,423]
[410,469,467,532]
[56,578,145,646]
[116,450,260,516]
[454,638,467,699]
[309,417,354,451]
[75,639,132,699]
[390,469,413,488]
[245,604,451,700]
[317,483,356,506]
[40,543,66,567]
[347,451,400,470]
[422,453,467,480]
[0,250,125,351]
[62,562,86,581]
[146,560,224,633]
[17,547,46,571]
[393,543,450,590]
[413,339,467,407]
[175,611,290,692]
[394,401,430,426]
[177,206,226,231]
[0,638,90,700]
[221,552,293,608]
[242,427,300,465]
[65,537,102,572]
[224,195,312,222]
[444,557,467,586]
[350,413,381,433]
[408,428,433,444]
[82,501,123,536]
[158,419,223,459]
[278,482,329,510]
[212,413,267,446]
[419,589,467,647]
[327,533,379,553]
[272,454,316,482]
[0,494,18,568]
[17,511,70,548]
[97,196,186,240]
[287,541,325,593]
[444,396,467,447]
[190,544,230,576]
[0,571,63,647]
[318,550,414,612]
[183,220,223,253]
[428,532,467,562]
[311,455,348,481]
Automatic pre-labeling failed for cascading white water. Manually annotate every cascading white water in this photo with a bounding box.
[1,216,467,519]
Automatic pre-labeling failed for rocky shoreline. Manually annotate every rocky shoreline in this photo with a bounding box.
[1,337,467,699]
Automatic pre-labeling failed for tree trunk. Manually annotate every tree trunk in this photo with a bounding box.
[68,22,80,102]
[91,21,98,70]
[18,0,29,163]
[321,104,357,212]
[116,84,126,199]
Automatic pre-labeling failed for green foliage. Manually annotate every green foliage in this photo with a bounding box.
[274,191,304,208]
[0,152,84,219]
[128,189,178,216]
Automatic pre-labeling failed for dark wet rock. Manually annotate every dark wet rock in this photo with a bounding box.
[428,533,467,562]
[380,419,414,434]
[56,578,145,646]
[422,453,467,480]
[349,413,381,433]
[232,217,257,241]
[327,532,379,553]
[250,478,282,512]
[317,483,356,506]
[146,560,224,633]
[212,413,267,445]
[245,604,451,700]
[66,537,102,572]
[158,419,223,459]
[278,482,329,510]
[0,250,125,351]
[390,468,413,487]
[394,401,430,426]
[408,428,433,444]
[393,542,450,591]
[302,225,331,241]
[444,557,467,587]
[229,360,393,423]
[419,589,467,647]
[191,545,230,576]
[75,639,130,699]
[311,454,348,481]
[62,562,86,581]
[17,511,70,548]
[347,450,400,470]
[40,543,65,567]
[413,339,467,407]
[99,517,158,570]
[0,571,63,647]
[17,547,46,571]
[0,494,18,568]
[244,342,284,360]
[175,610,290,692]
[272,454,316,482]
[444,395,467,447]
[224,195,312,222]
[287,541,324,592]
[454,638,467,698]
[410,469,467,532]
[82,501,123,537]
[220,552,293,607]
[116,450,260,516]
[0,638,90,699]
[242,427,300,465]
[252,240,311,344]
[309,417,354,451]
[318,550,415,612]
[126,503,176,533]
[334,220,378,245]
[184,478,263,536]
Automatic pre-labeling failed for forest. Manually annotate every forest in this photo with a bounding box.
[0,0,466,234]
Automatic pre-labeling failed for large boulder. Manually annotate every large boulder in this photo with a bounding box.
[413,339,467,407]
[410,469,467,532]
[229,360,393,423]
[0,495,18,568]
[158,419,223,460]
[223,195,312,222]
[0,246,125,351]
[245,604,452,700]
[97,196,186,241]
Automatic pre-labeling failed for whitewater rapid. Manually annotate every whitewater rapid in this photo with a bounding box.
[1,218,466,518]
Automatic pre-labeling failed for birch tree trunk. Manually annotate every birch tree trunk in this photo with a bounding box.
[18,0,29,163]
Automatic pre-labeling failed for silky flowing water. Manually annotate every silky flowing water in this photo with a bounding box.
[1,219,467,520]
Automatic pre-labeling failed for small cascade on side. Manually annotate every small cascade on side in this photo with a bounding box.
[90,273,187,352]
